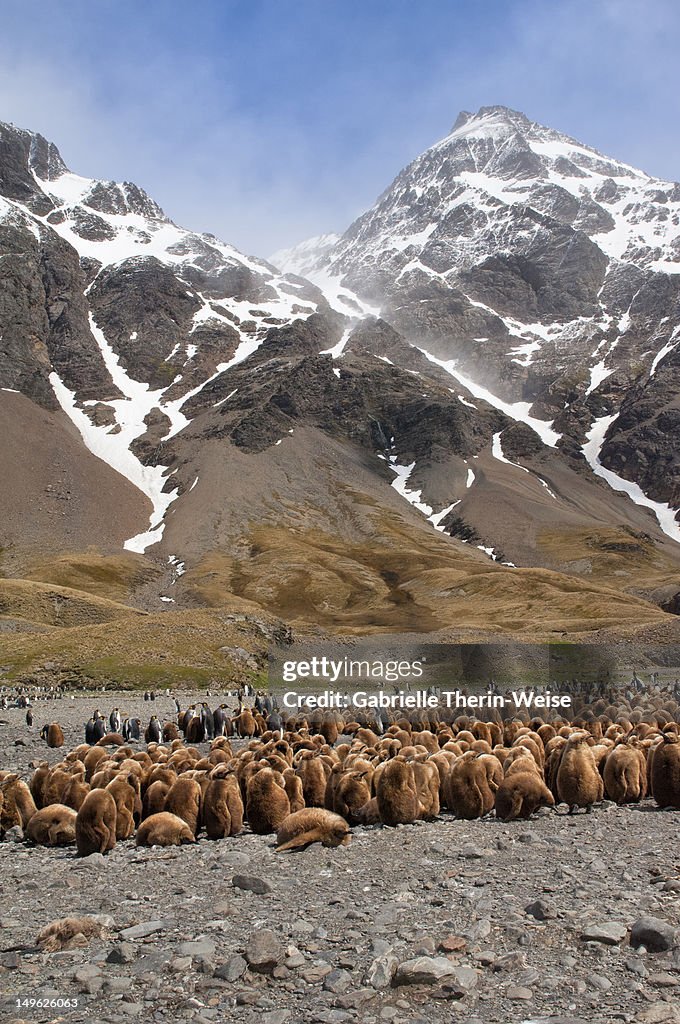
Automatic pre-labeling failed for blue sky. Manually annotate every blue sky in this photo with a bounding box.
[0,0,678,255]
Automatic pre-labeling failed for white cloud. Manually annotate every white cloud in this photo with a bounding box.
[0,0,677,256]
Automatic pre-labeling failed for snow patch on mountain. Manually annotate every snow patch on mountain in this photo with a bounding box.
[417,346,561,447]
[49,368,177,553]
[583,415,680,543]
[492,431,557,499]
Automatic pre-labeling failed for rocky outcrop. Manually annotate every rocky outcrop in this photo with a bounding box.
[0,212,113,408]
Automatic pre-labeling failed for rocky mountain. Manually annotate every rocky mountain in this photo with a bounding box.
[275,105,680,531]
[2,109,680,673]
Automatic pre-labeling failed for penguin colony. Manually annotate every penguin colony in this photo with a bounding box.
[1,696,679,857]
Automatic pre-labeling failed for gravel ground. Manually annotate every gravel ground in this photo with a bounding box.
[0,694,678,1024]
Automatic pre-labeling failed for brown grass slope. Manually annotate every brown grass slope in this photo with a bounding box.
[0,578,145,628]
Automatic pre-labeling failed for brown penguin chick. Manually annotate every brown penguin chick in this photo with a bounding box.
[282,768,305,813]
[36,916,110,951]
[333,769,372,823]
[211,737,234,754]
[297,755,330,808]
[428,751,456,796]
[44,723,65,748]
[26,804,78,846]
[142,779,171,819]
[353,796,380,824]
[42,766,75,807]
[0,785,19,833]
[491,745,512,768]
[61,772,90,812]
[591,740,614,772]
[400,744,429,760]
[114,758,144,779]
[537,723,557,745]
[470,721,494,746]
[131,751,153,767]
[89,766,119,790]
[650,733,680,809]
[75,789,117,856]
[184,717,203,744]
[603,740,648,804]
[83,746,110,782]
[512,734,544,768]
[136,811,196,847]
[266,754,291,775]
[503,751,542,778]
[376,759,419,826]
[413,760,440,819]
[246,767,290,834]
[443,753,499,820]
[162,722,179,742]
[323,761,345,812]
[495,772,555,821]
[503,721,524,745]
[111,747,135,763]
[165,777,202,835]
[29,762,51,809]
[441,740,464,757]
[96,733,125,747]
[545,737,568,797]
[555,732,605,811]
[106,774,142,839]
[276,808,351,852]
[68,744,91,762]
[203,770,244,838]
[208,748,231,767]
[318,714,339,746]
[0,774,37,831]
[355,727,381,748]
[145,763,177,789]
[238,758,263,803]
[411,730,439,755]
[237,708,257,738]
[376,738,402,759]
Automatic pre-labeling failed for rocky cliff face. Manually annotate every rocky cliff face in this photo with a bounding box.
[276,106,680,544]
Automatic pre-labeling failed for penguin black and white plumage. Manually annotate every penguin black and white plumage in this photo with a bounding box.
[213,707,227,737]
[93,716,106,741]
[129,718,141,740]
[85,715,99,744]
[109,708,122,734]
[201,704,215,740]
[40,724,49,741]
[180,707,196,735]
[146,716,162,744]
[26,709,33,727]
